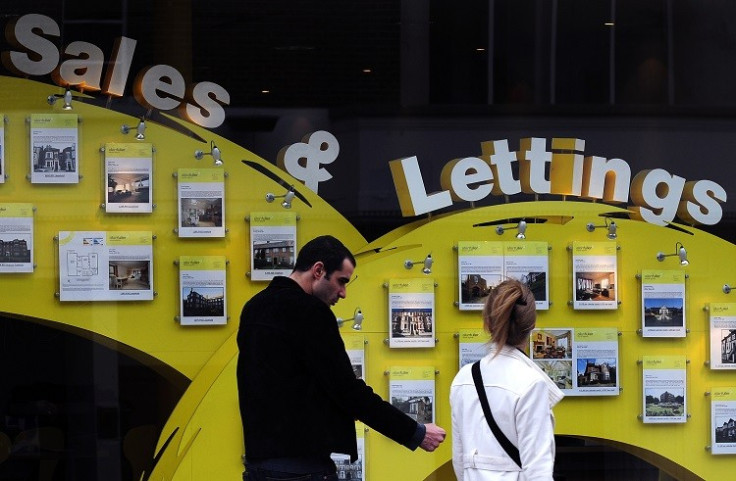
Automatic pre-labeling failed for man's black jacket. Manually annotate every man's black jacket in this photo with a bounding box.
[237,276,420,462]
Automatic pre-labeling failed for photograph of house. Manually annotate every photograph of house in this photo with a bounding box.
[645,389,685,417]
[644,298,684,327]
[576,358,617,387]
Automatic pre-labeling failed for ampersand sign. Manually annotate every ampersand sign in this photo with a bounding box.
[277,130,339,194]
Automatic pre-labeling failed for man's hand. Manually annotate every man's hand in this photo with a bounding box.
[419,423,446,452]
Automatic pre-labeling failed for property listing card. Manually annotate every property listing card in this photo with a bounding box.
[58,231,153,301]
[457,241,549,311]
[457,241,503,310]
[104,142,153,213]
[331,422,365,481]
[30,113,79,184]
[0,113,5,183]
[503,241,549,310]
[641,270,686,338]
[711,387,736,455]
[531,327,619,396]
[708,303,736,370]
[571,328,619,396]
[458,328,487,369]
[642,355,687,424]
[249,211,297,281]
[388,278,436,348]
[571,241,618,310]
[389,366,436,424]
[0,203,34,273]
[343,334,365,380]
[179,256,227,326]
[177,168,225,238]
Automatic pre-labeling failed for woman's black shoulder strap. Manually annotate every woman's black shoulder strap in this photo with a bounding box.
[471,360,522,468]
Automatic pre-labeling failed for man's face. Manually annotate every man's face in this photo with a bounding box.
[313,258,354,306]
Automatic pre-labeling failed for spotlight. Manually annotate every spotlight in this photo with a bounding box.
[517,220,527,239]
[723,284,735,294]
[194,140,224,166]
[265,185,296,209]
[336,307,364,331]
[121,117,146,140]
[586,219,617,239]
[656,242,689,266]
[47,87,73,110]
[404,253,433,274]
[496,220,527,239]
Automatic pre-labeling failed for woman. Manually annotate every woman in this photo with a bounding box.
[450,279,564,481]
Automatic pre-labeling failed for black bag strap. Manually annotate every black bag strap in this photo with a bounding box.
[471,360,522,468]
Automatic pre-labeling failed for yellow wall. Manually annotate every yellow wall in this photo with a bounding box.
[1,76,733,480]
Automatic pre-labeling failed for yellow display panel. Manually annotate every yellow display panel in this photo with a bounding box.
[1,75,734,480]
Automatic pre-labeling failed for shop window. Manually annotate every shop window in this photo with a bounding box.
[0,315,188,481]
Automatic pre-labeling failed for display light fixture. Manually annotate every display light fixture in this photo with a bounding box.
[586,219,617,239]
[47,87,73,110]
[723,284,736,294]
[656,242,689,266]
[121,117,146,140]
[194,140,224,166]
[404,253,433,274]
[265,185,296,209]
[336,307,364,330]
[495,220,527,239]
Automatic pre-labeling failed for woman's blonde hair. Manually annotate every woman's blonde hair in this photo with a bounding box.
[482,279,536,354]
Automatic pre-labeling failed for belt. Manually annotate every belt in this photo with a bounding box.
[462,450,523,472]
[246,456,336,474]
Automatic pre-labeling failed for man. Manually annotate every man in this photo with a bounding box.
[238,235,446,481]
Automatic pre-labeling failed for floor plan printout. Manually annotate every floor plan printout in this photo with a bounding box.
[58,231,153,301]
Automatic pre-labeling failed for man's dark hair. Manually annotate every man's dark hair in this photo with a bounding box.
[293,235,356,276]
